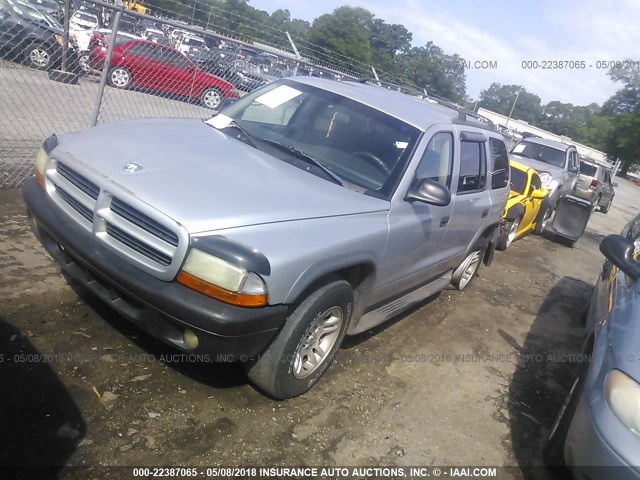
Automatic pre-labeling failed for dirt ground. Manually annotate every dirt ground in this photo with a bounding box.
[0,178,638,478]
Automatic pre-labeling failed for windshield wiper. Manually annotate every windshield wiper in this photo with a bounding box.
[203,118,257,149]
[262,139,343,185]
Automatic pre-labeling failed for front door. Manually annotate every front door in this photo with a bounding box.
[374,131,455,301]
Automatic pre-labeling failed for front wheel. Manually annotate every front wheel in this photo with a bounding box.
[533,207,552,235]
[245,277,353,399]
[201,87,223,109]
[496,217,521,251]
[24,44,52,70]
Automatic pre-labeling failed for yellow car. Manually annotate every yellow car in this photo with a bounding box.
[497,160,551,250]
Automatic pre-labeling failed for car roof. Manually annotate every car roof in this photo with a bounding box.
[289,77,480,132]
[519,136,574,151]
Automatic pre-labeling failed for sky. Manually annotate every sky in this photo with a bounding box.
[248,0,640,106]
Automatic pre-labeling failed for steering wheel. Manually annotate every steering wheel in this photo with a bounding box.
[352,151,392,176]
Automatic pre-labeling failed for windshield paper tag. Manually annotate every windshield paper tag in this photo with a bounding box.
[255,85,302,109]
[204,114,233,129]
[512,144,525,153]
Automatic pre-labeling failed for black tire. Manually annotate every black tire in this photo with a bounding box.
[201,87,223,109]
[108,66,132,89]
[600,197,612,214]
[543,351,591,467]
[496,217,521,251]
[24,44,52,70]
[451,244,485,290]
[533,207,552,235]
[245,277,353,399]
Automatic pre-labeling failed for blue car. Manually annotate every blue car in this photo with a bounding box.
[544,213,640,478]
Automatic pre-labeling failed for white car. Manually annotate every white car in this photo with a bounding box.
[176,34,208,55]
[69,10,99,30]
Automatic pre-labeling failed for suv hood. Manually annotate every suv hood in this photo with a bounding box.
[55,118,389,233]
[510,153,565,179]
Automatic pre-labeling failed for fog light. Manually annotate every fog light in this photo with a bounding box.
[183,328,199,350]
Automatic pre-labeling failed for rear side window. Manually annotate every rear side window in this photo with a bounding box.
[458,140,487,193]
[489,137,509,189]
[415,132,454,187]
[579,161,597,177]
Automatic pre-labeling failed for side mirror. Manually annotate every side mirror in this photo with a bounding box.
[405,178,451,206]
[530,188,547,200]
[600,235,640,281]
[612,182,618,187]
[569,166,579,174]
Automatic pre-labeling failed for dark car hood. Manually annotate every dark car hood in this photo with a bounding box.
[54,118,390,234]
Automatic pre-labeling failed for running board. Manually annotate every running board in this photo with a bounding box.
[351,272,452,334]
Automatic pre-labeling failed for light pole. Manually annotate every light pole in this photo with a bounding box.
[191,0,197,24]
[505,90,521,126]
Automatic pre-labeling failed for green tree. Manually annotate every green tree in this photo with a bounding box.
[397,42,466,102]
[478,83,542,124]
[307,6,374,66]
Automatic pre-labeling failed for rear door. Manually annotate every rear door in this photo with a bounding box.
[439,130,492,271]
[123,42,165,89]
[156,49,196,97]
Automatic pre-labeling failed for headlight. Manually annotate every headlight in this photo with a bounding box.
[177,248,268,307]
[605,369,640,435]
[35,146,48,189]
[539,171,552,185]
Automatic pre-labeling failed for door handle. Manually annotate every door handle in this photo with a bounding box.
[439,216,449,227]
[481,209,489,218]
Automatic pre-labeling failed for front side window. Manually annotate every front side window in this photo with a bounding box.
[489,137,509,189]
[509,167,527,195]
[458,140,487,193]
[415,132,453,187]
[215,81,422,197]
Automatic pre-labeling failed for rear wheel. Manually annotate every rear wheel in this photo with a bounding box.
[245,277,353,399]
[451,246,484,290]
[592,194,601,212]
[496,217,521,251]
[108,67,132,88]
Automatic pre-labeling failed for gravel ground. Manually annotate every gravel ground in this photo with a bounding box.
[0,174,637,477]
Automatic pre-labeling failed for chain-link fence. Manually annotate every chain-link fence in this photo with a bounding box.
[0,0,425,188]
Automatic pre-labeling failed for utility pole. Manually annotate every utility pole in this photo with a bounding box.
[191,0,197,25]
[505,90,521,126]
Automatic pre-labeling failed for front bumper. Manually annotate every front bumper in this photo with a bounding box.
[23,178,287,360]
[565,396,640,480]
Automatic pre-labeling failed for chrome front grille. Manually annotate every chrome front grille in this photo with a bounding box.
[45,159,187,280]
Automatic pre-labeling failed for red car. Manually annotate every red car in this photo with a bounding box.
[89,38,238,109]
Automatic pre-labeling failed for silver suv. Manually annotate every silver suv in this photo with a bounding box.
[574,160,616,213]
[24,78,510,398]
[509,137,580,205]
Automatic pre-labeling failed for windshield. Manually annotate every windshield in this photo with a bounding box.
[7,0,49,24]
[511,140,566,168]
[215,80,421,197]
[509,167,527,195]
[579,161,597,177]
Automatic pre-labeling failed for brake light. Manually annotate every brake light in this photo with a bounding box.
[590,179,598,189]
